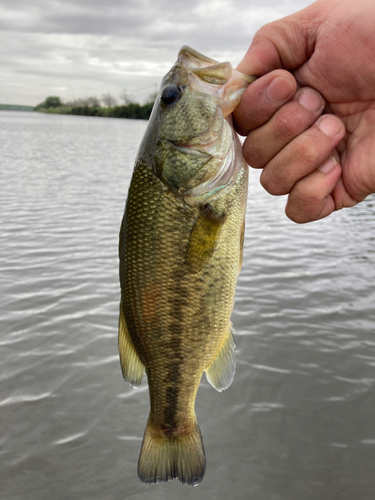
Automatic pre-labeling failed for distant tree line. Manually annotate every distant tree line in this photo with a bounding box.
[0,104,35,111]
[35,91,155,120]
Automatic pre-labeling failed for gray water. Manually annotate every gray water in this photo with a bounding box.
[1,110,375,500]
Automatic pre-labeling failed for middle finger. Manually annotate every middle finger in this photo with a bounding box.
[242,87,325,169]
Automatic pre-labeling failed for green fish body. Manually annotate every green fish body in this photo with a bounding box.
[118,46,254,486]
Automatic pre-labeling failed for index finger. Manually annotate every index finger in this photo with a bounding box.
[236,38,284,75]
[236,9,313,76]
[233,70,297,136]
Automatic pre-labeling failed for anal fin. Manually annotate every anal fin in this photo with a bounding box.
[205,323,236,392]
[118,303,145,388]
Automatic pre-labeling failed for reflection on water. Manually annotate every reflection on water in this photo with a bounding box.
[1,111,375,500]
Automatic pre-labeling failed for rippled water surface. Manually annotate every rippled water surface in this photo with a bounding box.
[1,111,375,500]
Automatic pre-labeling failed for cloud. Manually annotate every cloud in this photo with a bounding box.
[0,0,313,106]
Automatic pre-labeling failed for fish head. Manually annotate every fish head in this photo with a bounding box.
[146,46,255,205]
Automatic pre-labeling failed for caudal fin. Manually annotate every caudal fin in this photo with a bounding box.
[137,418,206,486]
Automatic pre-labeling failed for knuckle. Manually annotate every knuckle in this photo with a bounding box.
[254,21,281,43]
[285,203,311,223]
[293,134,321,165]
[285,192,319,222]
[253,24,272,41]
[293,177,317,201]
[272,113,301,143]
[286,180,330,223]
[243,136,267,169]
[233,119,248,137]
[260,169,288,196]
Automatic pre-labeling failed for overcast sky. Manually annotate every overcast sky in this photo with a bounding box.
[1,0,313,106]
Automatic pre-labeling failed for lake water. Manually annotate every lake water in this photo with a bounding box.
[1,110,375,500]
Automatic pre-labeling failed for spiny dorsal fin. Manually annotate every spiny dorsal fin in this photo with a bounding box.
[205,323,236,392]
[185,204,225,274]
[118,304,145,388]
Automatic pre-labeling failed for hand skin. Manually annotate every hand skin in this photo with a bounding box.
[234,0,375,223]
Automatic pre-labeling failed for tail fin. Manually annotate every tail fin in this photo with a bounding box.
[137,418,206,486]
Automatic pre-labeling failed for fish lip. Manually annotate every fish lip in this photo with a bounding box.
[178,45,219,67]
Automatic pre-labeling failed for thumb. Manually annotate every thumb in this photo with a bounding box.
[237,4,322,76]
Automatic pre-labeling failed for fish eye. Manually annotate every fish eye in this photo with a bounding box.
[160,85,182,107]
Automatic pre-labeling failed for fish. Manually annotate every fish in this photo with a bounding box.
[118,46,255,486]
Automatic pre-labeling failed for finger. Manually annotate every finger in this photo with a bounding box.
[236,36,284,76]
[331,177,359,210]
[236,4,319,76]
[242,87,325,169]
[285,155,342,223]
[260,114,346,196]
[233,70,296,136]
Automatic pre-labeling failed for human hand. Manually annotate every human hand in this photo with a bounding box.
[234,0,375,223]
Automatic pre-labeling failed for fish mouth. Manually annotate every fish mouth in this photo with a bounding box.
[177,46,255,118]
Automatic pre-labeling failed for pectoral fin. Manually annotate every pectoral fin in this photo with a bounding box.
[118,304,145,388]
[186,205,225,274]
[205,323,236,392]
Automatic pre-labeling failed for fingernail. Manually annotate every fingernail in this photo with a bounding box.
[318,156,337,174]
[317,115,343,136]
[299,89,323,112]
[265,77,294,103]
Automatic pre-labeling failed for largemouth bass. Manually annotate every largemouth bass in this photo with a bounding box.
[118,46,255,486]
